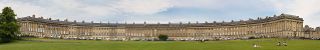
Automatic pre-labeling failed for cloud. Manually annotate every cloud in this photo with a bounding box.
[1,0,173,21]
[114,0,173,15]
[171,0,219,8]
[0,0,44,18]
[268,0,320,27]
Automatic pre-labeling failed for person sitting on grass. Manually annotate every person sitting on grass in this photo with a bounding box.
[200,39,205,42]
[253,43,261,48]
[283,42,287,46]
[277,42,281,46]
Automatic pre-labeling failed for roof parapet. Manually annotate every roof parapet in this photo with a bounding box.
[17,14,303,26]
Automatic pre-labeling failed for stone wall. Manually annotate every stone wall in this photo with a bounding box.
[18,14,309,41]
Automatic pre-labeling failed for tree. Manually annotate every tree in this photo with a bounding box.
[158,34,168,41]
[0,7,20,43]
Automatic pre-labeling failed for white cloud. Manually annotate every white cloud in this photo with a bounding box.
[1,0,173,21]
[114,0,173,15]
[171,0,219,8]
[269,0,320,27]
[0,0,43,17]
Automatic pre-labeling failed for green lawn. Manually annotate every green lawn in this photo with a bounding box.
[0,38,320,50]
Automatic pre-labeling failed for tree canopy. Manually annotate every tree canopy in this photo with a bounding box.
[0,7,20,43]
[158,34,168,41]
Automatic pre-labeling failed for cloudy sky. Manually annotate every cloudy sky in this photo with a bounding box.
[0,0,319,27]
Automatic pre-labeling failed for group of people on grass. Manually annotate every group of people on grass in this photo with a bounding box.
[277,41,287,46]
[253,41,288,48]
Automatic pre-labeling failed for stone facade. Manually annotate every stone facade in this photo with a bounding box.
[18,14,318,41]
[303,25,320,39]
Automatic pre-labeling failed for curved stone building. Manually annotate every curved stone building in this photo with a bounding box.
[303,25,320,39]
[18,14,306,40]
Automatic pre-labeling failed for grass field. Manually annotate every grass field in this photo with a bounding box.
[0,38,320,50]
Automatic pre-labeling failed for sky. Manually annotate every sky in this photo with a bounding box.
[0,0,319,27]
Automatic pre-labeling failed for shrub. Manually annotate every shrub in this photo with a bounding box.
[158,34,168,41]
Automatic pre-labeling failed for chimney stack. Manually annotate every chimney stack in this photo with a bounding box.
[82,20,85,23]
[64,19,68,22]
[74,20,76,23]
[196,21,199,24]
[32,14,35,18]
